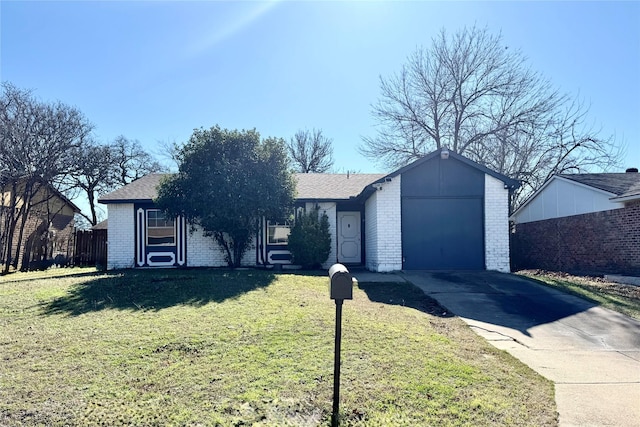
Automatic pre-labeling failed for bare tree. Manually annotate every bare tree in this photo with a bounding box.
[0,82,93,272]
[68,139,116,226]
[360,26,620,208]
[287,128,334,173]
[67,136,166,226]
[110,135,165,186]
[155,138,183,172]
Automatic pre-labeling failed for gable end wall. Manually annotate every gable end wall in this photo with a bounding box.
[514,178,620,223]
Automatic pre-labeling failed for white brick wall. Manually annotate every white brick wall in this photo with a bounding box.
[186,226,226,267]
[485,174,511,272]
[186,226,258,267]
[106,205,258,269]
[364,177,402,272]
[365,191,378,270]
[106,204,135,269]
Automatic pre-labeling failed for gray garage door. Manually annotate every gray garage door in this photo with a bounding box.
[402,197,484,270]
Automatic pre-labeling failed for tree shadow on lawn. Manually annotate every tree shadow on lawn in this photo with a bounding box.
[39,268,276,316]
[281,269,454,318]
[358,281,454,318]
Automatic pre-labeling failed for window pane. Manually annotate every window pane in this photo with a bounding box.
[147,210,175,246]
[267,221,290,245]
[148,227,175,245]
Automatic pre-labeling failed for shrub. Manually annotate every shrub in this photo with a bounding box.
[287,207,331,269]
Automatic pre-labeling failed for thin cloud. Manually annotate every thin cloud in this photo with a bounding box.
[186,1,280,57]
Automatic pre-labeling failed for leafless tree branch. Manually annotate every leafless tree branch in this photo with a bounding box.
[360,26,622,208]
[287,128,334,173]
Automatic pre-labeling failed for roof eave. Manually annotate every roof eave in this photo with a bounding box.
[98,198,155,205]
[295,197,357,203]
[609,194,640,203]
[383,148,520,189]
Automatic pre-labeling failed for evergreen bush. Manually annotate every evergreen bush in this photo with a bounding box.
[287,207,331,269]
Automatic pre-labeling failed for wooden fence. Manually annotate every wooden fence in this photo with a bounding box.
[74,229,107,267]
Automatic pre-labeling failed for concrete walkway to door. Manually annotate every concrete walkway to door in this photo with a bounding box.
[354,270,640,427]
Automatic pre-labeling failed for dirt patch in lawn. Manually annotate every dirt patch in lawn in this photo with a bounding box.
[519,270,640,298]
[518,269,640,320]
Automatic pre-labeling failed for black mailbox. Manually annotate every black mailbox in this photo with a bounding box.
[329,263,353,300]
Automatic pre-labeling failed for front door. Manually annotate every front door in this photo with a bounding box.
[337,211,361,264]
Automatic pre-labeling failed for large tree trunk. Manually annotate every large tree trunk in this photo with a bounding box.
[11,193,34,271]
[2,183,19,274]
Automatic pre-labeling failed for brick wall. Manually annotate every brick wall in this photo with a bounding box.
[106,205,260,269]
[5,204,75,270]
[364,191,378,271]
[484,174,511,272]
[21,212,75,269]
[512,200,640,275]
[186,226,256,267]
[186,226,227,267]
[364,176,402,272]
[106,204,135,269]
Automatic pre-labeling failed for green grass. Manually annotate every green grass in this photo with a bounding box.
[517,271,640,320]
[0,268,556,426]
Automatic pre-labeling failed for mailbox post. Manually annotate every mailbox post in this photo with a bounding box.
[328,263,353,427]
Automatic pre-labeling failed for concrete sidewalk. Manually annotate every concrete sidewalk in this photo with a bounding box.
[354,270,640,427]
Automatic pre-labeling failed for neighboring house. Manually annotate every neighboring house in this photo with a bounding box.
[511,169,640,275]
[98,148,518,272]
[1,178,80,270]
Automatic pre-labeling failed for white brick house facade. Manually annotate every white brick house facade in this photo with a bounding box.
[100,149,517,272]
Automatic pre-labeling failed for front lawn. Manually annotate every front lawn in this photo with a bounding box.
[0,268,556,426]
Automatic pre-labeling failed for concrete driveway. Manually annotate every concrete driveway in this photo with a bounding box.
[356,270,640,427]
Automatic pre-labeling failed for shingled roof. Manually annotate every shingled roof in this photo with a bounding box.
[98,172,386,204]
[560,173,640,197]
[98,173,168,203]
[294,173,385,200]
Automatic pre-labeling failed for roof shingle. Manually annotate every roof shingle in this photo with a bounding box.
[98,173,168,203]
[294,173,385,200]
[98,173,386,204]
[560,173,640,196]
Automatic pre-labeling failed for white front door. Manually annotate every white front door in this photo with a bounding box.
[337,211,361,264]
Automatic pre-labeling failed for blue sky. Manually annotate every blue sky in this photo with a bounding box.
[2,0,639,179]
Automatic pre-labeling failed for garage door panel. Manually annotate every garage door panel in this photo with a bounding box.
[402,198,484,270]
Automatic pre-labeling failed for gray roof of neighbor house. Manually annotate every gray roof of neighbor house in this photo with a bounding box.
[98,172,386,204]
[561,172,640,198]
[618,180,640,199]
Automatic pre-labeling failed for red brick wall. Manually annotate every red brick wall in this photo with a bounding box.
[511,200,640,275]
